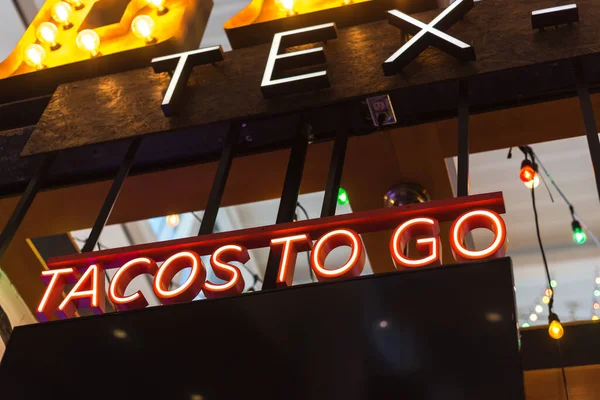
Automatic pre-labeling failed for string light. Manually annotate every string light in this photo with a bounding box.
[166,214,180,227]
[51,2,73,29]
[545,288,553,297]
[593,315,599,321]
[529,313,538,322]
[276,0,297,16]
[594,302,600,310]
[23,44,46,70]
[36,22,60,50]
[76,29,100,57]
[146,0,168,15]
[519,159,538,188]
[572,220,587,245]
[524,173,540,189]
[522,322,530,328]
[337,187,349,205]
[595,290,600,297]
[66,0,84,10]
[535,304,543,313]
[548,313,564,340]
[131,15,156,44]
[596,277,600,285]
[542,296,550,304]
[550,280,558,288]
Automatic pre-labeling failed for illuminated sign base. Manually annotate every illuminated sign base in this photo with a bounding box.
[38,192,507,321]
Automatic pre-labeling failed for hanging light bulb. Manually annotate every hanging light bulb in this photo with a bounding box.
[550,280,558,288]
[67,0,85,10]
[545,288,553,297]
[596,277,600,285]
[131,15,156,44]
[529,313,538,322]
[594,302,600,310]
[337,187,349,205]
[276,0,297,16]
[542,295,550,304]
[522,322,530,328]
[76,29,100,57]
[593,315,599,321]
[146,0,168,15]
[166,214,180,227]
[535,304,543,313]
[548,313,564,340]
[595,290,600,297]
[572,220,587,245]
[23,44,46,70]
[36,22,60,50]
[523,172,540,189]
[51,2,74,29]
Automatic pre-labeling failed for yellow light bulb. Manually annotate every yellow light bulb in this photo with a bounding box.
[131,15,156,43]
[592,315,599,321]
[67,0,84,10]
[166,214,180,227]
[548,320,564,340]
[524,173,540,189]
[542,296,550,304]
[51,2,73,29]
[276,0,297,16]
[36,22,60,50]
[24,44,46,70]
[146,0,168,15]
[76,29,100,57]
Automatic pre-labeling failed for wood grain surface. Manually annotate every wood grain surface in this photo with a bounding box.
[24,0,600,155]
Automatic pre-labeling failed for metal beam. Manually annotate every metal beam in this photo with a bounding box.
[198,122,240,235]
[457,79,470,197]
[574,57,600,203]
[262,119,310,290]
[0,153,56,261]
[321,127,348,218]
[82,138,142,253]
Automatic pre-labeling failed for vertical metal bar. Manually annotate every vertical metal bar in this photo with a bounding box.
[320,129,348,218]
[0,153,56,261]
[457,79,470,197]
[262,119,310,290]
[198,122,240,235]
[82,138,142,253]
[574,57,600,202]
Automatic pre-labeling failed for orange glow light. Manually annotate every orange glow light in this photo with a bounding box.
[390,218,441,269]
[58,264,106,318]
[37,267,77,321]
[108,257,159,311]
[450,209,507,262]
[310,229,365,282]
[204,245,248,299]
[153,251,206,304]
[271,234,312,287]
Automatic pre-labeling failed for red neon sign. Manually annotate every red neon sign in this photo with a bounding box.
[37,192,507,321]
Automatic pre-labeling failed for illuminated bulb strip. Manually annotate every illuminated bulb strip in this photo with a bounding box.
[204,245,247,297]
[450,209,507,261]
[153,251,205,302]
[109,257,157,309]
[311,229,365,281]
[390,218,441,268]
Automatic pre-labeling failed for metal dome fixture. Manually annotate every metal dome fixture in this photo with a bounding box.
[384,184,431,208]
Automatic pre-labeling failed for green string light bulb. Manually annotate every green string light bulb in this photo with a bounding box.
[337,187,349,205]
[572,220,587,245]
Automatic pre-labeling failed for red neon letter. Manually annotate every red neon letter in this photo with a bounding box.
[270,234,312,287]
[58,264,106,319]
[390,218,441,269]
[203,245,248,299]
[109,257,159,311]
[153,251,206,304]
[36,268,77,322]
[450,209,507,262]
[310,229,365,282]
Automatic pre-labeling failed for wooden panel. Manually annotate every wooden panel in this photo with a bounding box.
[525,365,600,400]
[24,0,600,155]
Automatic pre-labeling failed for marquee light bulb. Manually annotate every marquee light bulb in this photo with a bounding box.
[166,214,180,227]
[51,2,73,29]
[67,0,84,10]
[572,220,587,245]
[23,44,46,70]
[523,172,540,189]
[535,304,543,313]
[132,15,156,43]
[146,0,168,15]
[529,313,538,322]
[337,187,349,205]
[276,0,297,16]
[36,22,60,50]
[76,29,100,57]
[548,319,564,340]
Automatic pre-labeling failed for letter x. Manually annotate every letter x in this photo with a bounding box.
[383,0,476,75]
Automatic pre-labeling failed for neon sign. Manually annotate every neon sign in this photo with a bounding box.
[36,193,507,321]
